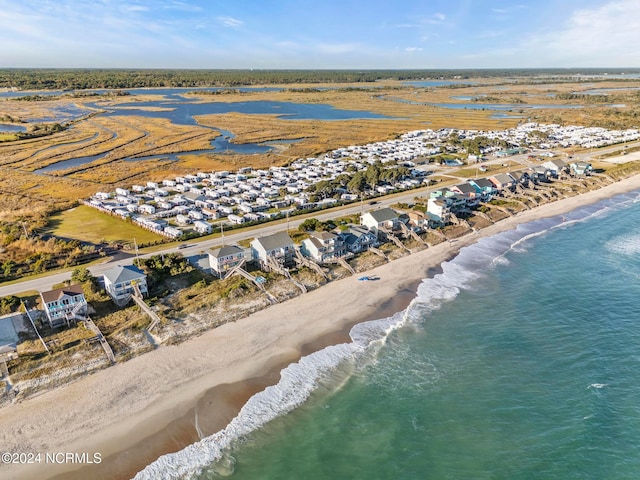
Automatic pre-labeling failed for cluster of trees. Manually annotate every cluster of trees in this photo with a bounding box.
[0,220,100,282]
[305,163,413,199]
[445,134,509,156]
[0,295,20,315]
[298,218,336,232]
[134,253,193,284]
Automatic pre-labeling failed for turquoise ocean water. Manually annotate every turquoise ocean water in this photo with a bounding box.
[137,189,640,480]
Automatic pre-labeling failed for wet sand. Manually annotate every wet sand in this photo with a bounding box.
[2,173,640,480]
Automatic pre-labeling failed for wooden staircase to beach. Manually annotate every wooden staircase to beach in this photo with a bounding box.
[266,256,307,294]
[84,318,116,364]
[230,266,279,305]
[131,283,162,332]
[399,222,428,245]
[379,227,410,253]
[295,249,329,280]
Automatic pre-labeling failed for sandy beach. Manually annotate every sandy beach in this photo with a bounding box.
[2,173,640,480]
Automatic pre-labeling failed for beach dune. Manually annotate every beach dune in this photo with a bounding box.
[1,173,640,480]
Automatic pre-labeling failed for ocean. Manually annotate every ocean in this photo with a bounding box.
[137,189,640,480]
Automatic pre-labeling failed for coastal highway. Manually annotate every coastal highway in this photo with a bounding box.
[2,140,638,297]
[0,183,437,297]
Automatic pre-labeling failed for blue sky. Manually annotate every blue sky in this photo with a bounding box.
[1,0,639,69]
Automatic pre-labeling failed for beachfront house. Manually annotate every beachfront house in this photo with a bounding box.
[488,173,516,192]
[509,170,531,187]
[450,183,480,207]
[360,208,399,233]
[251,231,296,269]
[208,245,246,278]
[103,265,148,306]
[338,225,378,253]
[427,196,452,226]
[468,178,496,200]
[570,161,593,176]
[407,210,428,230]
[39,284,88,328]
[530,166,550,183]
[300,231,346,263]
[543,159,568,178]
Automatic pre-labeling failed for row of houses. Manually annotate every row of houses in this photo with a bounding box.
[401,122,639,154]
[84,122,609,240]
[38,265,148,328]
[42,155,587,329]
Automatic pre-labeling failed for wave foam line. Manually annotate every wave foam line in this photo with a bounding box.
[135,190,640,479]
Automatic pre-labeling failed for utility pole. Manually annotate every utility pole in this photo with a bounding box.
[134,238,141,265]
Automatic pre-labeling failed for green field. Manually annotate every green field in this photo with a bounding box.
[0,133,18,142]
[47,205,164,246]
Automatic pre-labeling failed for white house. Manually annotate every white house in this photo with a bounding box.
[542,159,568,178]
[360,208,399,232]
[208,245,246,278]
[251,231,296,268]
[301,231,346,263]
[103,265,148,306]
[570,161,593,176]
[427,196,452,226]
[194,220,213,234]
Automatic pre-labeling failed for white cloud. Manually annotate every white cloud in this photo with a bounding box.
[525,0,640,66]
[425,12,446,24]
[460,0,640,67]
[123,5,149,13]
[217,16,243,28]
[163,1,203,12]
[405,47,423,52]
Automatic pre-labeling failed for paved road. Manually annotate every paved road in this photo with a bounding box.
[2,139,638,297]
[0,184,435,297]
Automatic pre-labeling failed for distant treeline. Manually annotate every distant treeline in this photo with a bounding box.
[2,68,640,91]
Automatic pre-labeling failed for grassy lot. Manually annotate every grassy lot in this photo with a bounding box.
[46,205,164,245]
[0,133,18,142]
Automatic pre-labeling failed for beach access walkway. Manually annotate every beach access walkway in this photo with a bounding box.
[84,318,115,364]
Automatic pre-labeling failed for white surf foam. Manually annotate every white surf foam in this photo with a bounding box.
[588,383,608,389]
[605,233,640,255]
[135,189,640,479]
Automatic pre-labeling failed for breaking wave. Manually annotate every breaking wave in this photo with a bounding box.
[134,190,638,480]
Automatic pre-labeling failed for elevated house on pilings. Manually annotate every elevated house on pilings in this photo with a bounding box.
[338,225,379,254]
[509,170,531,188]
[488,173,517,193]
[251,231,296,271]
[39,284,88,328]
[360,208,400,240]
[570,161,593,177]
[300,230,346,263]
[426,195,453,227]
[450,183,481,208]
[542,159,569,178]
[103,265,148,307]
[529,165,551,183]
[468,178,497,200]
[208,245,246,278]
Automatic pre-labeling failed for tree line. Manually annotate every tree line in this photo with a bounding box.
[2,68,637,91]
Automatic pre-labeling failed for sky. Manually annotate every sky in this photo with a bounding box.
[1,0,639,69]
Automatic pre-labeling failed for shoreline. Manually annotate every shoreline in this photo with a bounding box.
[2,174,640,480]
